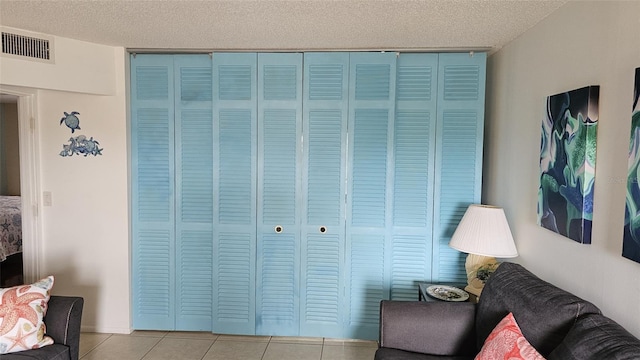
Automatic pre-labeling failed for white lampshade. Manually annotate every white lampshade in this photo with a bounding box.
[449,204,518,258]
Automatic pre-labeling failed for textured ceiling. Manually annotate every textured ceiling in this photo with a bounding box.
[0,0,568,52]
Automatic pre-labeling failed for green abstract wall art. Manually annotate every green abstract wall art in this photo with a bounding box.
[538,85,599,244]
[623,68,640,264]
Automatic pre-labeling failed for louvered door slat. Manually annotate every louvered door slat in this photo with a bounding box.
[345,52,396,340]
[212,53,258,335]
[256,53,303,336]
[262,109,298,223]
[178,230,213,327]
[391,54,438,301]
[136,231,171,317]
[131,54,176,330]
[174,55,213,330]
[217,233,253,323]
[300,52,348,337]
[433,53,486,283]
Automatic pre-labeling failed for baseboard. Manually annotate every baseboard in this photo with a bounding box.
[81,325,132,334]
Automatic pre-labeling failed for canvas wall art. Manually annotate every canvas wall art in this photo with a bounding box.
[623,68,640,263]
[538,85,599,244]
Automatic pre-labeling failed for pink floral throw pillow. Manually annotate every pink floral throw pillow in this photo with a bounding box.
[475,312,545,360]
[0,276,55,354]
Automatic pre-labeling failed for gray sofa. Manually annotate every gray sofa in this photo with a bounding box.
[3,296,84,360]
[375,262,640,360]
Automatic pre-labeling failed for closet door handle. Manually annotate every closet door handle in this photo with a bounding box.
[319,226,327,233]
[274,225,283,233]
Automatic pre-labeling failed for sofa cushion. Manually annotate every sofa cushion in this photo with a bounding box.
[475,312,544,360]
[0,276,55,354]
[548,313,640,360]
[476,263,600,357]
[379,301,477,356]
[0,343,70,360]
[374,347,473,360]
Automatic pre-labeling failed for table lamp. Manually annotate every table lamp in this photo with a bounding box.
[449,204,518,297]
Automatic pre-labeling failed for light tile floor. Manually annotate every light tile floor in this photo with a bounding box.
[80,332,378,360]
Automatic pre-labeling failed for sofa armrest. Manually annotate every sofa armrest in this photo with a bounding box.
[44,296,84,360]
[379,300,477,356]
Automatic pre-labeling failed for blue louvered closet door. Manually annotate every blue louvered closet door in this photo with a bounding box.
[343,52,484,340]
[256,53,304,336]
[212,53,258,335]
[390,53,439,301]
[131,54,214,331]
[432,53,486,282]
[131,51,485,339]
[300,52,349,337]
[131,54,176,330]
[345,52,397,339]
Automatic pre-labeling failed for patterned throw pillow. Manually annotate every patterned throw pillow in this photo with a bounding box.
[476,312,545,360]
[0,276,55,354]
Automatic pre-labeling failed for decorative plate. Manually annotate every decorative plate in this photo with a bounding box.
[426,285,469,302]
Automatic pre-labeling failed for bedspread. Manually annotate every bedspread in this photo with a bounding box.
[0,196,22,262]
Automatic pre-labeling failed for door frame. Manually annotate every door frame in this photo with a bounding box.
[0,85,42,283]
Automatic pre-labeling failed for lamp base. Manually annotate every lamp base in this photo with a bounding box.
[464,254,499,297]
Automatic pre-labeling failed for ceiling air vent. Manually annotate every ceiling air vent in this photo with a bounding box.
[1,29,54,63]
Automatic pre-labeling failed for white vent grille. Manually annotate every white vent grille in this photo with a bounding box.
[1,29,53,63]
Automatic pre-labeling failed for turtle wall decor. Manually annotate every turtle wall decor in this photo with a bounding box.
[58,111,104,157]
[59,135,103,157]
[60,111,81,133]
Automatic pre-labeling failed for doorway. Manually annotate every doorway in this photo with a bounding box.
[0,94,23,286]
[0,87,42,286]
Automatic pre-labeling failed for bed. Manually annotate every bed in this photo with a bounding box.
[0,196,22,262]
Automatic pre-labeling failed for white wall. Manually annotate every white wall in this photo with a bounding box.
[485,1,640,337]
[0,27,116,96]
[0,34,130,333]
[37,59,130,333]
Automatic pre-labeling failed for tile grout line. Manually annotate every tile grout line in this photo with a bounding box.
[79,333,113,360]
[198,335,218,360]
[139,335,164,360]
[260,336,272,360]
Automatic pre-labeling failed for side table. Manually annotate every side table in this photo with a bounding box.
[418,282,477,303]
